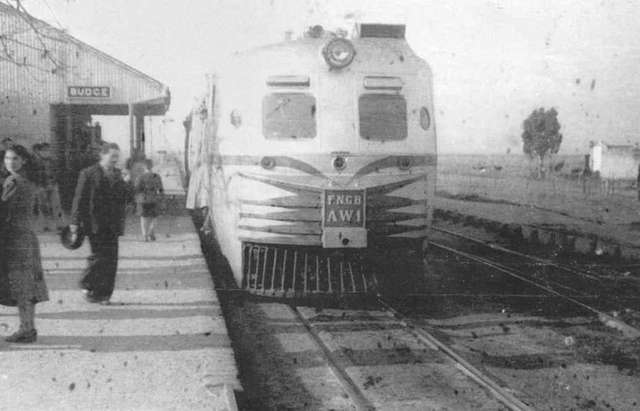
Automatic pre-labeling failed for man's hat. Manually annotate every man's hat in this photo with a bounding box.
[60,226,85,250]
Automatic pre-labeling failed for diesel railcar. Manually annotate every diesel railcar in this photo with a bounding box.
[186,23,437,296]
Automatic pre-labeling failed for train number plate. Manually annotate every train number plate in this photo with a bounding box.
[322,189,367,248]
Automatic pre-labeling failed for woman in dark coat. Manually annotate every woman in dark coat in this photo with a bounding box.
[134,159,164,241]
[1,144,49,343]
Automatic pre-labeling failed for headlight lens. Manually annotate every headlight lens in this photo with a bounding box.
[322,38,356,69]
[398,156,412,171]
[333,156,347,171]
[261,156,276,170]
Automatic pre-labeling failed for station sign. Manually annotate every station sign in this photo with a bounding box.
[68,86,111,98]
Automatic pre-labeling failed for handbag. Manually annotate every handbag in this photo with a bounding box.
[60,225,86,250]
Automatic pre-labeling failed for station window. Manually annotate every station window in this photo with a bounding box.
[359,94,407,141]
[262,93,316,139]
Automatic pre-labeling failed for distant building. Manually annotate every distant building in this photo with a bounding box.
[589,141,640,179]
[0,3,169,208]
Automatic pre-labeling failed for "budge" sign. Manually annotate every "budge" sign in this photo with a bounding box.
[68,86,111,98]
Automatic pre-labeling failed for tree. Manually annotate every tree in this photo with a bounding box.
[0,0,63,73]
[522,107,563,178]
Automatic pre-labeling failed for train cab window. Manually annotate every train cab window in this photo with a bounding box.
[263,93,316,139]
[359,94,407,141]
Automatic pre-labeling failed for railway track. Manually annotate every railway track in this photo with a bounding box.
[289,300,534,410]
[208,226,640,409]
[429,226,640,339]
[290,306,376,411]
[213,237,640,409]
[281,227,640,409]
[432,226,613,281]
[375,297,535,411]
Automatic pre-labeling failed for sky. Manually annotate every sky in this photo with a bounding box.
[19,0,640,154]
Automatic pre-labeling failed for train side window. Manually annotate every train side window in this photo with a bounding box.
[359,94,407,141]
[263,93,316,139]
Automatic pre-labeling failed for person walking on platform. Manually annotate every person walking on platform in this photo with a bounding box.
[32,143,64,232]
[0,144,49,343]
[30,143,47,229]
[69,142,131,304]
[134,159,164,241]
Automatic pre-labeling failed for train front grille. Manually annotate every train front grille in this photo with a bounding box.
[241,242,378,296]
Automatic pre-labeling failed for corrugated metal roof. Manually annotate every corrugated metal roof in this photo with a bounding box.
[0,2,165,89]
[0,3,169,147]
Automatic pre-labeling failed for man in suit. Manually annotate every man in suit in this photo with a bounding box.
[70,142,131,304]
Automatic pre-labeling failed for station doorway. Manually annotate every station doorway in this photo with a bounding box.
[51,104,102,210]
[51,98,165,211]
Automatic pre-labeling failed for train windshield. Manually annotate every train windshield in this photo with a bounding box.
[263,93,317,139]
[359,94,407,141]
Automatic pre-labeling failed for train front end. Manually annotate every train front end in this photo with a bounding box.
[190,23,437,296]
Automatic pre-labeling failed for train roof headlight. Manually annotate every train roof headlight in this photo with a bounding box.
[322,38,356,69]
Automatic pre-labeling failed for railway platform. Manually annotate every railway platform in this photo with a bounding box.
[0,213,241,410]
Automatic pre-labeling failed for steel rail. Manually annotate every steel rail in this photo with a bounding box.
[431,228,603,298]
[377,297,535,411]
[431,226,603,282]
[289,306,376,411]
[294,301,533,411]
[213,281,534,408]
[428,241,640,339]
[406,292,640,300]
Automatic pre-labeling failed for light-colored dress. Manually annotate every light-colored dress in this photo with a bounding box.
[0,173,48,306]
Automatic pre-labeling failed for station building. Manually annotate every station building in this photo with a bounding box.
[0,3,170,208]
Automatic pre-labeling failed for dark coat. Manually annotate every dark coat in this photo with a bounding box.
[71,164,132,236]
[134,172,164,204]
[0,174,48,306]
